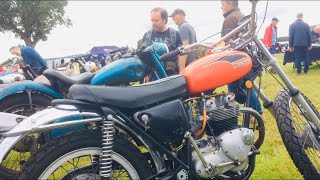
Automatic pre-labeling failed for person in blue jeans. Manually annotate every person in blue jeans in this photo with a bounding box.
[289,12,312,75]
[228,83,263,114]
[220,0,263,115]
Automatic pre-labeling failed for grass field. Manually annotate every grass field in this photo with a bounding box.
[219,54,320,179]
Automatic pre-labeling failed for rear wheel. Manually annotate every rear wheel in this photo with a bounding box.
[17,130,153,179]
[0,92,53,179]
[274,89,320,179]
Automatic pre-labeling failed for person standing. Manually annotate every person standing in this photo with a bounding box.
[220,0,263,115]
[141,7,183,75]
[9,46,48,75]
[99,55,106,67]
[170,8,197,66]
[289,12,312,75]
[263,17,279,54]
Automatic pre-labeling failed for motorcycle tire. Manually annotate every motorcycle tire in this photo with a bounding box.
[17,129,153,179]
[0,92,53,180]
[274,89,320,179]
[0,92,53,116]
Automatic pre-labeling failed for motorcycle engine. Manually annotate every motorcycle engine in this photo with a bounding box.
[191,93,254,178]
[196,93,240,136]
[192,128,254,179]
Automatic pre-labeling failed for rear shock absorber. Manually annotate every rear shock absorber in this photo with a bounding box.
[100,115,115,178]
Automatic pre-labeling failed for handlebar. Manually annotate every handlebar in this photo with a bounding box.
[159,48,181,61]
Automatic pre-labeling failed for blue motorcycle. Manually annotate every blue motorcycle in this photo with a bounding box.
[0,42,170,116]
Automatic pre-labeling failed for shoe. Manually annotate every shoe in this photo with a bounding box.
[304,72,308,74]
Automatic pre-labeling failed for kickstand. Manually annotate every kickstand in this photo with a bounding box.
[26,88,33,112]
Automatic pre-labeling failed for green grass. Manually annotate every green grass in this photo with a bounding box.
[217,54,320,179]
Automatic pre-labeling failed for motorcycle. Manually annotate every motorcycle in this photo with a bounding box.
[1,0,319,179]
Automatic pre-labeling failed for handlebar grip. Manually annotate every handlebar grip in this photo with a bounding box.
[159,48,181,61]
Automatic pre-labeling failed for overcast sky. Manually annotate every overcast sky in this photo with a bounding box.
[0,1,319,62]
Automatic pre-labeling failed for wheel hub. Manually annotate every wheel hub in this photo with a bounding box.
[300,124,320,150]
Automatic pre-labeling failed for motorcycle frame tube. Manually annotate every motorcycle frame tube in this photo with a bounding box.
[252,82,275,118]
[253,35,320,129]
[152,52,168,79]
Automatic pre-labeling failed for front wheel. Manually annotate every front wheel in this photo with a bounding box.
[17,130,153,179]
[274,89,320,179]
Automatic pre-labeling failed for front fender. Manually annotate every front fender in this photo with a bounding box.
[0,105,101,163]
[0,81,62,100]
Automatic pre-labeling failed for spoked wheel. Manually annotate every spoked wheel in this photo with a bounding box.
[0,93,53,179]
[274,89,320,179]
[17,130,153,179]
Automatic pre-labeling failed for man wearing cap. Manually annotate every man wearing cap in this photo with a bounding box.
[263,18,279,54]
[170,9,197,66]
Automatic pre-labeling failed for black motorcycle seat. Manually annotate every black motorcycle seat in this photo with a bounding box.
[69,75,187,109]
[43,69,94,88]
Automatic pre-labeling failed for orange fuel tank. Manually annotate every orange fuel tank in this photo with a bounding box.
[181,51,252,94]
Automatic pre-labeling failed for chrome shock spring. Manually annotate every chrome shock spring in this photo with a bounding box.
[100,117,115,178]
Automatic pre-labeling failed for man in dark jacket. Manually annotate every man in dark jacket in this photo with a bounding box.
[289,12,312,75]
[10,46,48,75]
[221,0,263,115]
[221,0,244,43]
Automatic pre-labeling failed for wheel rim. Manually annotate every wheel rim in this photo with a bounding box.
[289,97,320,172]
[4,104,45,116]
[39,147,139,180]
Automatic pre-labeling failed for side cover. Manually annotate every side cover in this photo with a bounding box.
[133,99,191,144]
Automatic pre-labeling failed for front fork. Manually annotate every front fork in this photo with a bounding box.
[253,36,320,129]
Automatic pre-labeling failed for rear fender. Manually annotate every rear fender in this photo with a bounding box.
[0,81,62,100]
